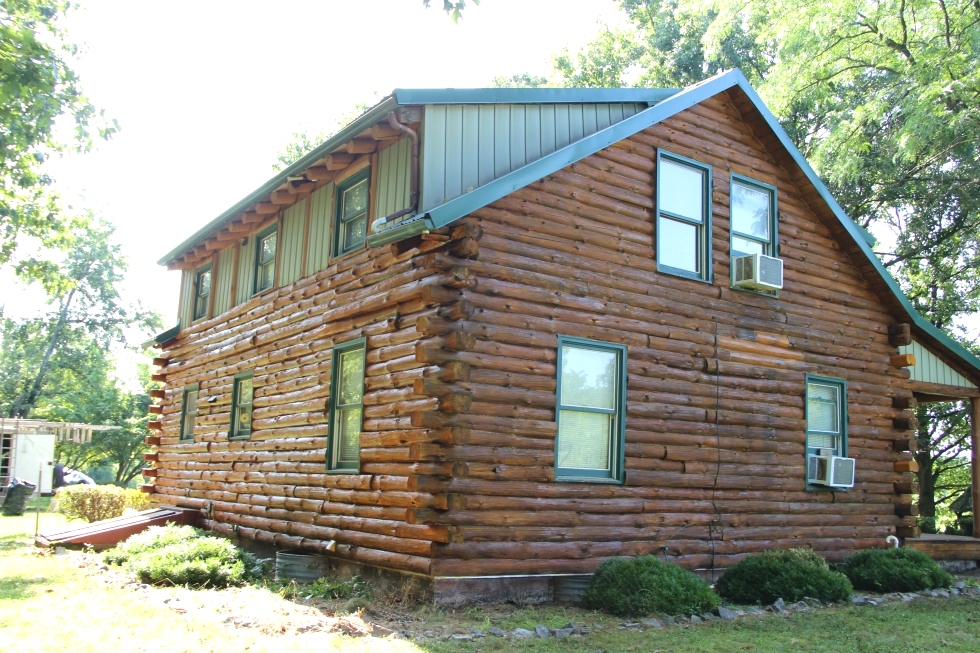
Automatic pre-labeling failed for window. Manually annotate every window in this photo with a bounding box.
[334,169,370,257]
[327,339,365,471]
[253,226,277,294]
[193,264,211,321]
[180,385,199,440]
[656,151,712,282]
[230,373,253,439]
[730,174,778,259]
[805,375,847,457]
[555,336,627,482]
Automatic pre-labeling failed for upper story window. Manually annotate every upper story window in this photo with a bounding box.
[656,151,712,282]
[327,339,366,471]
[193,264,211,321]
[180,385,199,440]
[730,174,777,258]
[254,226,277,294]
[554,336,627,483]
[334,169,370,257]
[230,372,253,439]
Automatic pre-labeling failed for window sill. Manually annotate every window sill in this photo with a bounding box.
[555,475,624,484]
[658,265,712,285]
[326,467,360,474]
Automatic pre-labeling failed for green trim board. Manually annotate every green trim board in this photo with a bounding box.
[333,168,371,258]
[326,338,366,472]
[230,372,254,440]
[656,150,713,283]
[804,374,848,457]
[252,224,278,295]
[179,384,199,441]
[555,335,627,483]
[192,263,212,321]
[392,87,678,106]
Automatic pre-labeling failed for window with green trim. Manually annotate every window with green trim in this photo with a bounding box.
[555,336,627,482]
[656,151,712,282]
[193,264,212,321]
[230,373,253,439]
[327,339,365,471]
[180,385,199,440]
[334,169,370,257]
[730,174,778,259]
[805,375,847,457]
[253,226,277,294]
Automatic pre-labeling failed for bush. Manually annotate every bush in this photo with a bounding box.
[123,489,151,512]
[839,548,952,593]
[56,485,128,522]
[104,524,261,588]
[716,548,852,605]
[582,556,719,617]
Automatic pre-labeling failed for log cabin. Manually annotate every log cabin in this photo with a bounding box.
[148,69,980,603]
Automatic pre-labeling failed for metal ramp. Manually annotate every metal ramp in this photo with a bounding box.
[35,507,202,549]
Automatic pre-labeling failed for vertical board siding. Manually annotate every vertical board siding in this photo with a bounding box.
[279,199,306,286]
[235,234,257,305]
[213,245,235,316]
[376,138,411,219]
[900,341,977,388]
[420,102,647,211]
[306,183,334,274]
[178,269,195,328]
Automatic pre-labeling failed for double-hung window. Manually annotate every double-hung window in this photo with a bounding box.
[230,373,253,439]
[805,375,847,457]
[730,174,778,259]
[334,169,370,257]
[253,226,277,294]
[555,336,627,482]
[656,151,712,282]
[180,385,199,440]
[327,339,366,471]
[193,264,211,321]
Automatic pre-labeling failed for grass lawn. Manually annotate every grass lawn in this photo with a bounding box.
[2,507,979,652]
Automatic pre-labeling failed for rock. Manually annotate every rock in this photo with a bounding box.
[423,630,438,638]
[747,606,764,615]
[950,588,960,596]
[664,616,677,625]
[555,628,574,638]
[487,627,507,637]
[471,629,486,638]
[716,606,738,621]
[535,625,551,638]
[641,618,664,628]
[771,598,786,612]
[934,589,950,598]
[954,582,967,590]
[450,634,473,641]
[513,628,535,638]
[701,612,718,621]
[690,615,702,624]
[621,621,641,629]
[54,547,67,555]
[804,597,823,607]
[561,622,576,630]
[790,601,810,611]
[851,596,870,605]
[867,599,880,607]
[574,626,591,635]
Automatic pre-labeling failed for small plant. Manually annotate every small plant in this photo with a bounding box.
[123,489,151,512]
[104,524,260,588]
[56,485,127,522]
[716,548,852,605]
[582,555,719,617]
[838,547,952,593]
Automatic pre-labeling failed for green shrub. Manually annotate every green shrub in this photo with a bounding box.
[716,548,852,605]
[56,485,128,522]
[123,489,152,512]
[582,556,719,617]
[839,548,952,593]
[104,524,261,588]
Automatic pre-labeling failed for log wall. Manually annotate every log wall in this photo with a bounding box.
[413,91,918,577]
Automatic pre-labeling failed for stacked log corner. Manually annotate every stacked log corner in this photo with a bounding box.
[151,226,482,574]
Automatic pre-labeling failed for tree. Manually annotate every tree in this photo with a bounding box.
[0,0,114,269]
[915,401,973,532]
[422,0,476,23]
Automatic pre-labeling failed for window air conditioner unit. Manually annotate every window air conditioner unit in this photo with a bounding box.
[733,253,783,291]
[807,454,856,488]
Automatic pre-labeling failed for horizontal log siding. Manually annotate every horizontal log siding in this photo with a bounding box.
[152,229,474,575]
[426,91,914,577]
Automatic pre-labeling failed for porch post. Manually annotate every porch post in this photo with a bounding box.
[972,397,980,538]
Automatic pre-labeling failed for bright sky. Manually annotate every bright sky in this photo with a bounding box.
[34,0,626,329]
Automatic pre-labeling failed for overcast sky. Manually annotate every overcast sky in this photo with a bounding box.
[32,0,625,328]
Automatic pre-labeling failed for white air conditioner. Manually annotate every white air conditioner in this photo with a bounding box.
[807,454,856,488]
[733,253,783,291]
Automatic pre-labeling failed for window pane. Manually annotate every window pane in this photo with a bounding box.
[257,260,274,291]
[659,160,704,221]
[343,179,368,219]
[259,233,277,264]
[183,390,198,437]
[337,407,362,463]
[343,215,366,252]
[731,182,770,240]
[732,236,765,258]
[807,382,839,433]
[198,270,211,296]
[659,217,699,273]
[557,410,612,471]
[338,348,365,405]
[560,346,616,409]
[238,378,253,406]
